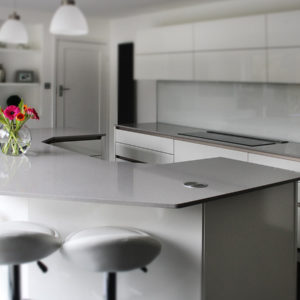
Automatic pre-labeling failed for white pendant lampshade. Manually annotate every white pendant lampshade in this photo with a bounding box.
[50,0,89,36]
[0,12,28,44]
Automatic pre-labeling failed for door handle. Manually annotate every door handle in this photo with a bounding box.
[58,85,70,97]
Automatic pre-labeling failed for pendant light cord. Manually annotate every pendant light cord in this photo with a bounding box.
[13,0,16,12]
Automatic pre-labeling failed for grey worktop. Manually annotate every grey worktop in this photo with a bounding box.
[116,123,300,162]
[0,128,299,209]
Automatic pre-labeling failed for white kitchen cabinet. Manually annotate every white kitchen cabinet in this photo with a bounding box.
[268,48,300,84]
[248,153,300,172]
[194,15,266,51]
[267,10,300,47]
[174,140,248,162]
[134,53,194,80]
[135,24,194,54]
[115,129,174,154]
[115,143,174,164]
[195,50,267,82]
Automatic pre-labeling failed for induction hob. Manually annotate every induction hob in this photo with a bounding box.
[178,130,288,147]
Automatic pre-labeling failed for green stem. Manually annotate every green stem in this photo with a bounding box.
[1,125,26,155]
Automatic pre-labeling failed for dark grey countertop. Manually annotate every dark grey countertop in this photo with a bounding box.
[116,122,300,162]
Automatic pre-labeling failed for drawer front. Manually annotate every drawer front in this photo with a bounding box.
[116,143,174,164]
[174,140,248,162]
[248,153,300,172]
[115,129,174,154]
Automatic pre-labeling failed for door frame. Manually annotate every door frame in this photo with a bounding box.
[53,38,104,132]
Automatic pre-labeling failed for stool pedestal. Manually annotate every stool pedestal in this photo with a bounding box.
[8,265,21,300]
[103,273,116,300]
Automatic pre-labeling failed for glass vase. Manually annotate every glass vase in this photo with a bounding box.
[0,125,31,156]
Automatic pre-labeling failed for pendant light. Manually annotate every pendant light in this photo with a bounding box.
[0,0,28,45]
[50,0,89,36]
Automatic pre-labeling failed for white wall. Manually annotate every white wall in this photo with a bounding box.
[109,0,300,159]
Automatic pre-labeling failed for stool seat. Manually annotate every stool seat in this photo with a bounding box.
[0,221,61,265]
[61,226,161,272]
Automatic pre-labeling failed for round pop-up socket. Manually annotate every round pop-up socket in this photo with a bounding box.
[184,182,208,189]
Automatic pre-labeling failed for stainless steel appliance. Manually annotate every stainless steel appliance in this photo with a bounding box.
[178,130,288,147]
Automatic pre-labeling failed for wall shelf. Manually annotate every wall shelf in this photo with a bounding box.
[0,82,40,87]
[0,48,41,55]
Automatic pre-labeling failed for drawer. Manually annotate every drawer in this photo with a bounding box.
[115,143,174,164]
[248,153,300,172]
[248,153,300,204]
[115,129,174,154]
[174,140,248,162]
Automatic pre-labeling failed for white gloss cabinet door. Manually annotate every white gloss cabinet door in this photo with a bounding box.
[174,140,248,162]
[194,15,266,50]
[248,153,300,172]
[135,24,194,54]
[115,143,174,164]
[195,50,267,82]
[135,53,194,80]
[268,48,300,84]
[115,129,174,154]
[267,10,300,47]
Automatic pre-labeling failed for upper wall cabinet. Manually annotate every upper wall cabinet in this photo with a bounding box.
[195,50,267,82]
[135,24,194,80]
[134,10,300,83]
[135,53,194,81]
[268,48,300,84]
[267,10,300,47]
[135,24,194,54]
[194,15,266,50]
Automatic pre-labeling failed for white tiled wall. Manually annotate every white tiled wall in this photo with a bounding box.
[157,81,300,142]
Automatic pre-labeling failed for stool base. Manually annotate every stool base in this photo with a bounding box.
[8,265,21,300]
[103,273,116,300]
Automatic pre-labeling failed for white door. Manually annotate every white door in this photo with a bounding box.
[56,40,102,131]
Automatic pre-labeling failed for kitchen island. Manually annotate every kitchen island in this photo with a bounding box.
[0,128,299,300]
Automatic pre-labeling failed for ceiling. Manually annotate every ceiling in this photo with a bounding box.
[0,0,227,18]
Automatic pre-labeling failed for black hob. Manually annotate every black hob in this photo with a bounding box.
[178,130,287,147]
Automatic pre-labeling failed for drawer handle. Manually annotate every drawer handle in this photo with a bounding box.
[115,155,145,163]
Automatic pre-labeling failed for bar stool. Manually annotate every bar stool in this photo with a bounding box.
[61,226,161,300]
[0,221,61,300]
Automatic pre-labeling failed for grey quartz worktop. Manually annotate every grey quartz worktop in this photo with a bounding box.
[0,128,299,209]
[116,123,300,162]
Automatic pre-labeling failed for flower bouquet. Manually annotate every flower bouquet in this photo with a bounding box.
[0,100,39,156]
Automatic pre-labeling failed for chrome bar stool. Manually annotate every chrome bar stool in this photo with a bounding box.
[61,226,161,300]
[0,221,61,300]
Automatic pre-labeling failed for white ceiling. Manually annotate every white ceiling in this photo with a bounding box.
[0,0,227,18]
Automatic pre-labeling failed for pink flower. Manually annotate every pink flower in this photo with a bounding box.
[4,105,20,120]
[27,108,39,120]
